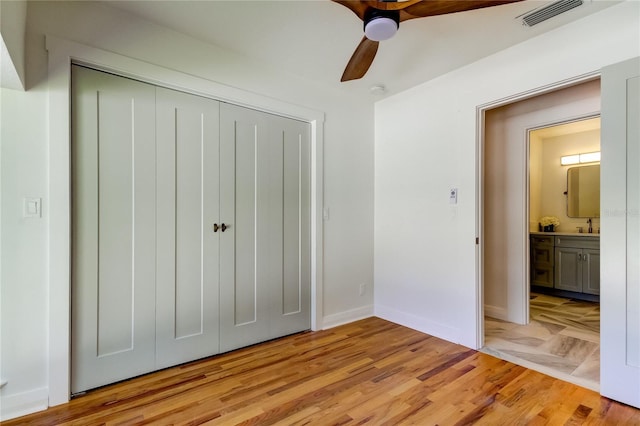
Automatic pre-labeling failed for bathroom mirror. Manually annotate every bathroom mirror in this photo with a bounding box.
[566,164,600,217]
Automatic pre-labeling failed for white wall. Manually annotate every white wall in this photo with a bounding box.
[0,0,27,90]
[374,1,640,348]
[0,1,374,420]
[0,85,49,418]
[537,130,601,231]
[530,133,543,231]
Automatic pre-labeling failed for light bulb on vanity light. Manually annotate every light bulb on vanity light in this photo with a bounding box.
[561,151,601,165]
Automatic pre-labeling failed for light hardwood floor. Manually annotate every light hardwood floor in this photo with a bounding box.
[5,317,638,425]
[484,293,600,391]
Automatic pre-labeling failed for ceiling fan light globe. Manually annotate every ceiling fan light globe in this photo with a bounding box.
[364,17,398,41]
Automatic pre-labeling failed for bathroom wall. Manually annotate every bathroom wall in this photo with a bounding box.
[531,127,601,233]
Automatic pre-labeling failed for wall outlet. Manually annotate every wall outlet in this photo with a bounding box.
[359,283,366,296]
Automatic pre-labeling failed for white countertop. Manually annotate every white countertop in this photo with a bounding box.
[530,231,600,237]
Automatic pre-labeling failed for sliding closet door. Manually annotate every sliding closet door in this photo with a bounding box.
[71,65,157,393]
[155,88,221,368]
[219,104,311,352]
[268,116,311,337]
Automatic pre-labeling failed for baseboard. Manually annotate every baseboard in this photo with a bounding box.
[484,304,508,321]
[0,387,49,421]
[374,304,461,344]
[322,305,374,329]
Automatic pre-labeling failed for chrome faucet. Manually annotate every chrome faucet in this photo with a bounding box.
[587,218,593,234]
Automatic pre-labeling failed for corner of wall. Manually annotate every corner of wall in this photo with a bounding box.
[322,306,374,330]
[484,304,508,322]
[374,304,465,347]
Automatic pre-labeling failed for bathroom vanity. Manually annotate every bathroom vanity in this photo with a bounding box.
[530,232,600,301]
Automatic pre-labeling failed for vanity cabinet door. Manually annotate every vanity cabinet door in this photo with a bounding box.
[532,265,554,288]
[530,235,555,288]
[555,247,583,292]
[532,244,554,265]
[582,248,600,295]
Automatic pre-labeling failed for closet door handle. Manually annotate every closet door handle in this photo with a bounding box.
[578,253,582,261]
[213,223,220,232]
[221,223,227,232]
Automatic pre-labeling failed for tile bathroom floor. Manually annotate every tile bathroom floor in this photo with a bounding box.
[483,292,600,391]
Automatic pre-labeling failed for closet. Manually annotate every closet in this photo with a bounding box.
[71,65,311,393]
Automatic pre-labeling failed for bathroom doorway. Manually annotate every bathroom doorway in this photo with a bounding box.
[484,116,601,391]
[480,79,602,390]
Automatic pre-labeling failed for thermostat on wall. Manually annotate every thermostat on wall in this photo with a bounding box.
[449,188,458,205]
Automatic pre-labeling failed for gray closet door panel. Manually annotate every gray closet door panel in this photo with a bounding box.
[220,104,311,351]
[71,65,157,393]
[155,87,220,368]
[233,121,259,325]
[269,116,311,337]
[219,103,270,352]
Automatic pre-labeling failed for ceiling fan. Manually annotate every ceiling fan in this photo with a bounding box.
[333,0,524,82]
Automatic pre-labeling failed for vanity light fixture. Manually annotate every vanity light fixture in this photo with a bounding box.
[560,154,580,165]
[579,151,601,163]
[560,151,600,165]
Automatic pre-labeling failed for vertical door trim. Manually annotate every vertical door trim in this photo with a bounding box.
[46,35,324,406]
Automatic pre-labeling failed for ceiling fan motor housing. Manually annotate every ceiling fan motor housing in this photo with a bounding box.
[364,8,400,41]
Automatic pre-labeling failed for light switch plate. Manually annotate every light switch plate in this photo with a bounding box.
[23,198,42,218]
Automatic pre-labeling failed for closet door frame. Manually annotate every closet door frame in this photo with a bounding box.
[46,35,325,406]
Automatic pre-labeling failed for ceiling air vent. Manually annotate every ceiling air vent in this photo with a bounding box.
[521,0,584,27]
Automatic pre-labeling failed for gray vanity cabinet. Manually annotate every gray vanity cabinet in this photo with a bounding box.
[530,235,555,288]
[554,236,600,295]
[555,247,583,292]
[582,248,600,295]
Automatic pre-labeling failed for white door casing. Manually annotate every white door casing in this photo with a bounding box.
[600,56,640,408]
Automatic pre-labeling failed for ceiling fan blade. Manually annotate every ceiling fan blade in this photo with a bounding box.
[402,0,524,21]
[333,0,425,19]
[365,0,424,12]
[341,37,379,82]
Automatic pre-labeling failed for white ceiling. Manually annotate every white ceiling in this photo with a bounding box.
[104,0,620,98]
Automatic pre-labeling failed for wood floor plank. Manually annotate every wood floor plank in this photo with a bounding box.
[4,317,638,425]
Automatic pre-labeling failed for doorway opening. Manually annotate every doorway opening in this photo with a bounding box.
[478,78,601,391]
[484,116,601,391]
